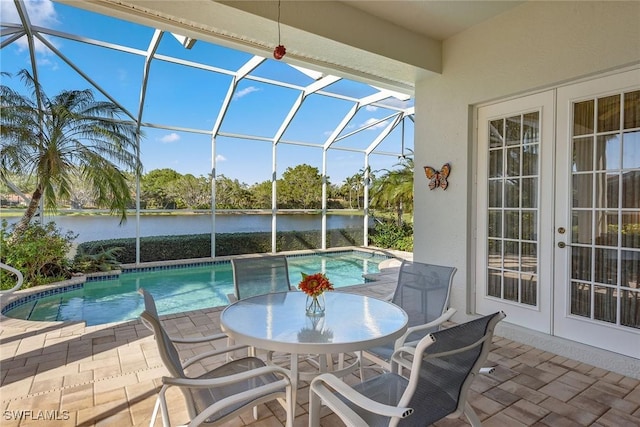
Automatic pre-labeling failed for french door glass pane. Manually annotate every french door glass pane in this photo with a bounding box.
[573,137,594,172]
[572,211,592,244]
[571,282,591,317]
[624,91,640,129]
[598,95,621,132]
[574,100,594,135]
[569,90,640,329]
[622,131,640,169]
[485,110,540,306]
[596,135,620,170]
[572,174,593,208]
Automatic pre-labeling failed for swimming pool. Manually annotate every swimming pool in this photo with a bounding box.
[2,251,389,325]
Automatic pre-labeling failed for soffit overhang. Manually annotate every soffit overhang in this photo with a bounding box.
[58,0,442,93]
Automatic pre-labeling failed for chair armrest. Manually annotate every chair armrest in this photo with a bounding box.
[389,344,417,371]
[394,307,456,348]
[181,344,249,368]
[172,332,229,344]
[310,373,413,421]
[388,336,439,372]
[162,367,291,427]
[163,364,291,388]
[187,379,290,427]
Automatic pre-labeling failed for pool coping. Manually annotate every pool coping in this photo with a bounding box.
[0,246,410,328]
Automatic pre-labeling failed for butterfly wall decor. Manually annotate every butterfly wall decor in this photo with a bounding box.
[423,163,451,190]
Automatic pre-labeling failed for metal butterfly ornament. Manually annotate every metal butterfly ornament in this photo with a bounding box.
[423,163,451,190]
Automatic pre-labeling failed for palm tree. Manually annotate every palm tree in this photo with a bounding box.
[370,155,414,226]
[1,69,141,240]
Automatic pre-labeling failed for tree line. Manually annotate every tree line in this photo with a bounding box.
[1,68,413,244]
[2,161,413,217]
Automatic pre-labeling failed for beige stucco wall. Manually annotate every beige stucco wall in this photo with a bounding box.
[413,1,640,320]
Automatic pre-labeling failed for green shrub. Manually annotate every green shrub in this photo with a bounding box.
[72,246,123,273]
[0,220,76,289]
[76,228,367,264]
[369,220,413,251]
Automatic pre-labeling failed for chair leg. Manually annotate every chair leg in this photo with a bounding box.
[226,337,234,361]
[157,385,171,427]
[285,383,294,427]
[149,395,161,427]
[358,351,365,381]
[252,405,258,420]
[308,385,321,427]
[463,401,482,427]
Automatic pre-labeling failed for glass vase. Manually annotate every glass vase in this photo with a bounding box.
[305,293,325,316]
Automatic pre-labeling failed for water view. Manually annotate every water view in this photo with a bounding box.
[1,213,370,243]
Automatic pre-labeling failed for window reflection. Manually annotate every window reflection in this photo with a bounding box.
[485,110,540,306]
[570,90,639,329]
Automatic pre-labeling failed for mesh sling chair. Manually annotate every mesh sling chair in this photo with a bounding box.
[228,255,293,359]
[310,311,505,427]
[359,260,457,377]
[228,255,293,303]
[138,289,294,427]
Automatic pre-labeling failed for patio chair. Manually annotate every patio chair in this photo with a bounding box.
[359,260,457,377]
[310,311,506,427]
[229,255,293,302]
[228,255,294,357]
[138,288,294,427]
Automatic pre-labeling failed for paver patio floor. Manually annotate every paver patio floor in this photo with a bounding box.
[1,270,639,426]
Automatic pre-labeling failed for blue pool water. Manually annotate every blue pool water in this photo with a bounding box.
[3,251,388,325]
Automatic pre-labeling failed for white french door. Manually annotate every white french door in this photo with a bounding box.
[554,69,639,358]
[476,69,640,357]
[476,91,555,333]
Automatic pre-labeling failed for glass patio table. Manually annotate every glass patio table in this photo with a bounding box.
[220,291,408,411]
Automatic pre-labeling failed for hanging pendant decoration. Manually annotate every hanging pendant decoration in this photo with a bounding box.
[273,0,286,60]
[274,44,286,60]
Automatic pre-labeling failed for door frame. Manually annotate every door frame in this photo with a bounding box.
[475,90,555,334]
[553,68,640,358]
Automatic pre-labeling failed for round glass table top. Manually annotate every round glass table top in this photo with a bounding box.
[220,291,408,354]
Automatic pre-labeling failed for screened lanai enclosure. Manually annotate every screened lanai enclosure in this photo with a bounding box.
[1,0,414,263]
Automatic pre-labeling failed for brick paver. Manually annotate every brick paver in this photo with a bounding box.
[1,265,639,426]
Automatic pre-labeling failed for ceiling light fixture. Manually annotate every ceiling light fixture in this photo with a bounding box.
[273,0,286,60]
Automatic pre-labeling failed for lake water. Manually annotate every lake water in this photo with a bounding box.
[3,213,369,243]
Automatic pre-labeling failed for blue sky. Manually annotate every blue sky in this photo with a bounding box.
[0,0,414,186]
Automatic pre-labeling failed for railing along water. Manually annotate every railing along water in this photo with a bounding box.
[0,263,24,296]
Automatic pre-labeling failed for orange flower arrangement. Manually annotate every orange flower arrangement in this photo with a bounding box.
[298,272,334,297]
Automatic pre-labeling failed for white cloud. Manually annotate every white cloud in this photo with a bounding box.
[362,118,388,131]
[233,86,260,99]
[378,98,411,109]
[2,0,60,55]
[323,123,355,137]
[160,133,180,143]
[215,154,227,162]
[1,0,58,26]
[365,105,378,112]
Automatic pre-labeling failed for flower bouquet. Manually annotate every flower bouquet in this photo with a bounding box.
[298,272,334,316]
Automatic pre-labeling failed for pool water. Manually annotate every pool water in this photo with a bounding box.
[4,251,388,325]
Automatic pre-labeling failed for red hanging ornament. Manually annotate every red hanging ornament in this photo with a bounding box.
[273,45,286,60]
[273,0,286,60]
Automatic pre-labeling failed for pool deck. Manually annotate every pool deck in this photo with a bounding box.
[1,253,639,426]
